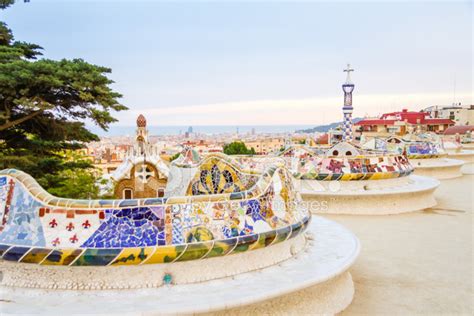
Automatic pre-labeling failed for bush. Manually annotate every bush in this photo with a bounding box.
[223,142,256,155]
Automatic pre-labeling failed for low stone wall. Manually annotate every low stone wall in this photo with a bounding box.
[299,175,439,215]
[412,158,464,179]
[216,271,355,315]
[446,150,474,164]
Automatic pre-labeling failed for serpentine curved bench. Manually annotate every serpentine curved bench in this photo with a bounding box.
[386,136,465,180]
[0,159,310,290]
[442,141,474,166]
[275,143,439,215]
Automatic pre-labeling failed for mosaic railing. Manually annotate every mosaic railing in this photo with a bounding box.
[0,163,309,266]
[277,145,414,180]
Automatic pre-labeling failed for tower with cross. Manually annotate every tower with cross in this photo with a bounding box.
[342,64,355,142]
[111,114,170,199]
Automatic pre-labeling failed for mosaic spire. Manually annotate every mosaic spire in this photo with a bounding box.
[342,64,355,142]
[136,114,149,155]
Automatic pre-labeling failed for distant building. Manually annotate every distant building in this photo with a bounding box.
[328,129,344,145]
[355,109,455,137]
[180,139,223,153]
[111,114,169,199]
[242,138,285,155]
[187,126,193,133]
[315,133,329,145]
[422,104,474,126]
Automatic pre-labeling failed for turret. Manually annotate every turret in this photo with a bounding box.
[342,64,355,142]
[136,114,148,154]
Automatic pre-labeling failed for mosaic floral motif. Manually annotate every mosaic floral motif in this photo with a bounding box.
[39,208,102,248]
[187,156,258,195]
[0,162,309,266]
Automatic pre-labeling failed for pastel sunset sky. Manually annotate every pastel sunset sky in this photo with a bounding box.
[3,1,472,127]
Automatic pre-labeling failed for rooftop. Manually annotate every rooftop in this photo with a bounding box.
[356,109,455,126]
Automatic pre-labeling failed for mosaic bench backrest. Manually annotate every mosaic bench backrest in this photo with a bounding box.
[185,154,260,196]
[0,165,309,266]
[277,145,413,180]
[405,142,444,159]
[387,138,446,159]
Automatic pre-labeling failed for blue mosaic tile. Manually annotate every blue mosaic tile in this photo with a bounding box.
[118,199,138,208]
[0,182,45,247]
[2,246,30,262]
[81,207,165,248]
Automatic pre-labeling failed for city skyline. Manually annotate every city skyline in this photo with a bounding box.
[3,1,472,128]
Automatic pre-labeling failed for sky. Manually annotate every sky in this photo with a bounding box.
[2,0,472,128]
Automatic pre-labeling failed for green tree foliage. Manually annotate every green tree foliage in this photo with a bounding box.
[0,2,127,197]
[169,152,181,162]
[46,168,101,199]
[0,0,14,10]
[223,142,256,155]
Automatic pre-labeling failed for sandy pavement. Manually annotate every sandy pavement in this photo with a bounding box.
[210,173,473,315]
[333,173,473,315]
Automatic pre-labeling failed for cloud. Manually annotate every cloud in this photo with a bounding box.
[114,91,472,126]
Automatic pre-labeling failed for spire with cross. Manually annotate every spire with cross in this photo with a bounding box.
[343,63,354,84]
[341,64,355,142]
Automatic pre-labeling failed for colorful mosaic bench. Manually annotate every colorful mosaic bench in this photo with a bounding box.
[0,159,310,267]
[386,136,447,160]
[278,144,414,180]
[270,144,439,215]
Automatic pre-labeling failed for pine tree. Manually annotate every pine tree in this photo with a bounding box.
[0,1,127,196]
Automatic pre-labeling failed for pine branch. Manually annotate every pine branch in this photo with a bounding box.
[0,109,43,131]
